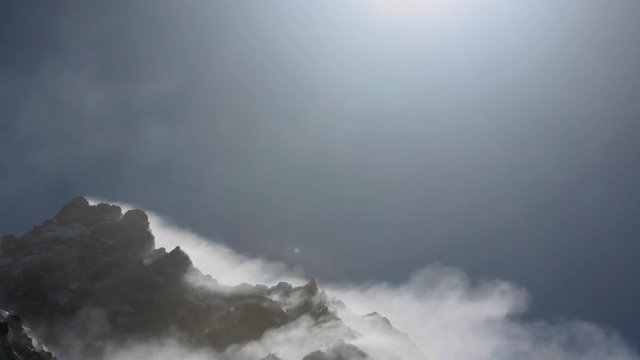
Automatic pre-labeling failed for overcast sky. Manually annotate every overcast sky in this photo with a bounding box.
[2,0,640,349]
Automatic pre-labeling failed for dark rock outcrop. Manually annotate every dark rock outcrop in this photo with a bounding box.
[0,310,55,360]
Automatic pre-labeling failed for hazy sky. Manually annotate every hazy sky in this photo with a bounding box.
[2,0,640,349]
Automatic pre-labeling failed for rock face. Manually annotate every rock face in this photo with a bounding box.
[0,197,345,359]
[0,310,55,360]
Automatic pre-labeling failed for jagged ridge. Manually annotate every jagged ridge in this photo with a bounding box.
[0,197,348,359]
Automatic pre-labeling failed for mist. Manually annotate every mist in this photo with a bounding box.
[82,198,638,360]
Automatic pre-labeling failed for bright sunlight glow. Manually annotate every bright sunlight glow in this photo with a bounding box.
[370,0,444,18]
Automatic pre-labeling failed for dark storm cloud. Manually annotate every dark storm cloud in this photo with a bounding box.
[1,0,640,348]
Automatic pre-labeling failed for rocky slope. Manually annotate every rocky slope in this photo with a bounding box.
[0,310,55,360]
[0,197,415,360]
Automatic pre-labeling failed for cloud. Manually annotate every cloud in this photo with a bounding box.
[88,198,639,360]
[327,267,636,360]
[149,214,305,288]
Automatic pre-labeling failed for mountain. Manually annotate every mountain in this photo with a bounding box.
[0,197,418,360]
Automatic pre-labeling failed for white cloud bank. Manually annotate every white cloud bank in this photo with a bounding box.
[89,198,638,360]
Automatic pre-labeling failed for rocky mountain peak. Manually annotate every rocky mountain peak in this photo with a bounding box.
[148,246,193,278]
[303,279,319,296]
[120,208,149,230]
[1,197,370,360]
[54,196,122,226]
